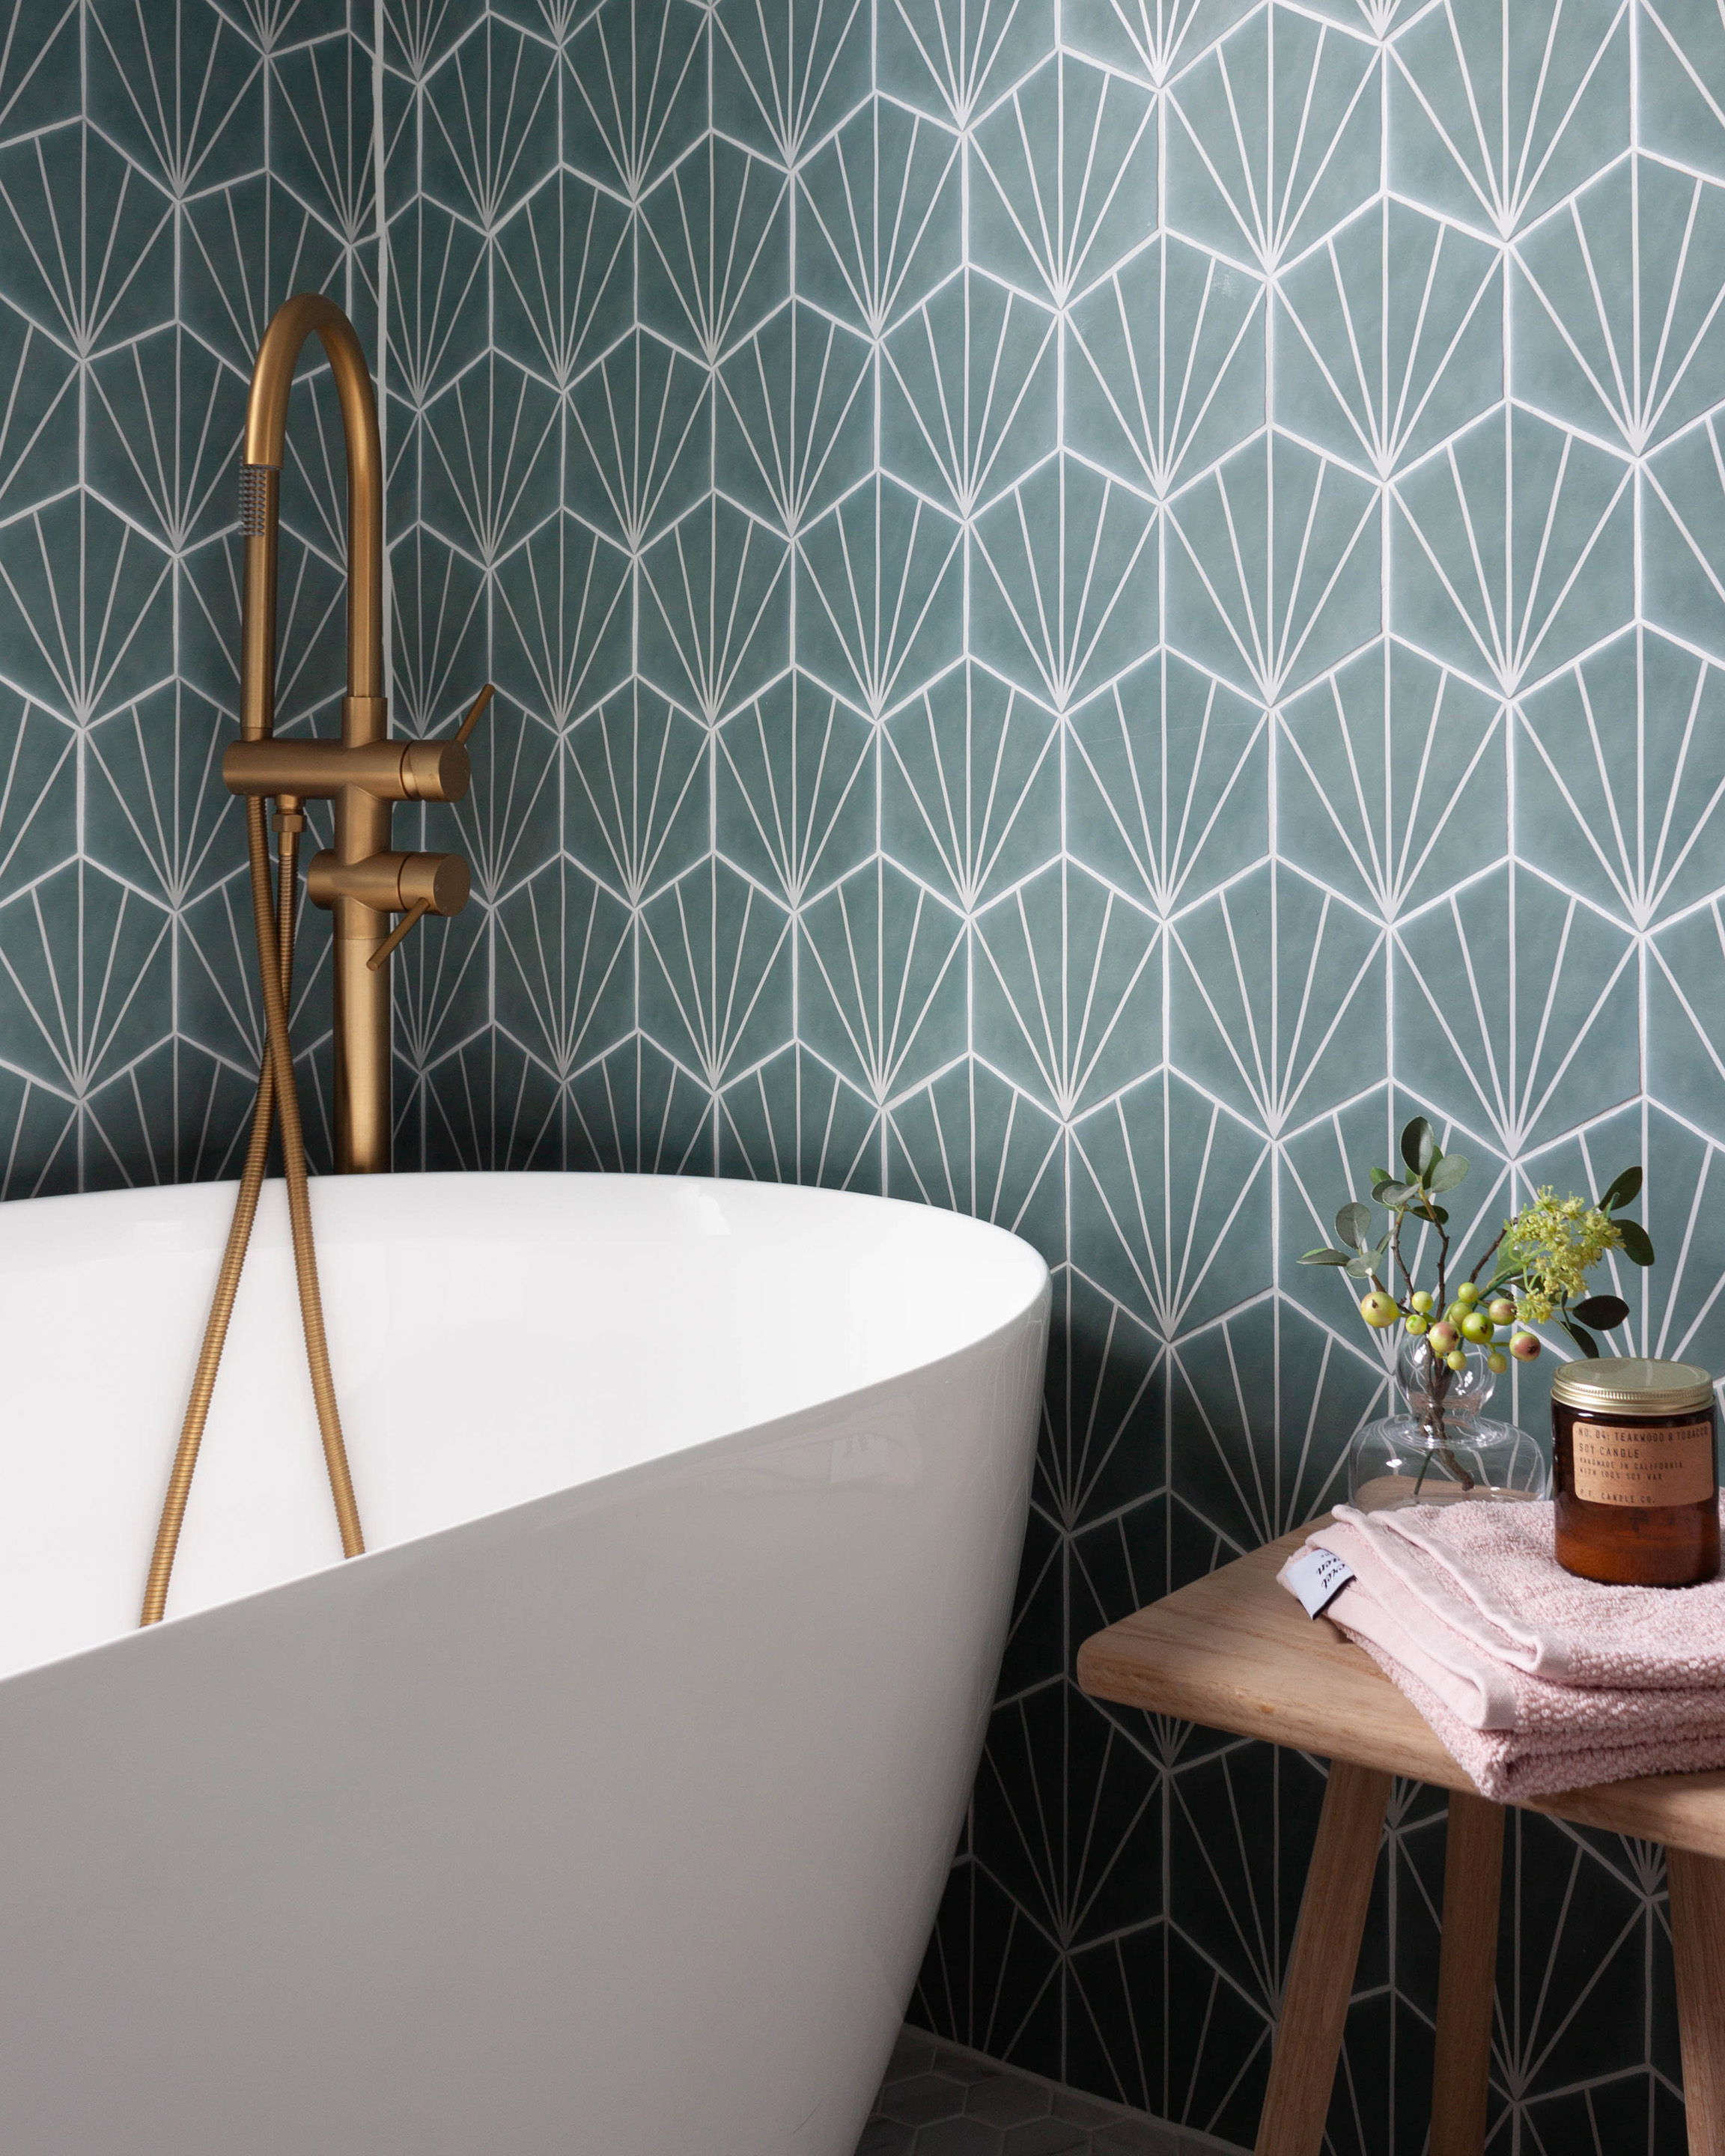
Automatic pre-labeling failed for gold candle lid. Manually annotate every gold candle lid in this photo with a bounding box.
[1551,1357,1716,1416]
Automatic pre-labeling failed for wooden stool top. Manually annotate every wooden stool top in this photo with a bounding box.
[1076,1520,1725,1859]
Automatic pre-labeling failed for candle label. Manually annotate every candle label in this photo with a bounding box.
[1571,1420,1715,1508]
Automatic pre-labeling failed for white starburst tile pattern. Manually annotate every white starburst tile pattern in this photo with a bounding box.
[5,1,1724,2150]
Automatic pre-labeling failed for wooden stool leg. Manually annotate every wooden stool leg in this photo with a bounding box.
[1430,1790,1503,2156]
[1668,1846,1725,2155]
[1254,1759,1393,2156]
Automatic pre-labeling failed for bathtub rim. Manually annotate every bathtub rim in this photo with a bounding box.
[0,1171,1051,1694]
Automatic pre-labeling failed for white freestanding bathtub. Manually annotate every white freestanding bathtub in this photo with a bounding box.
[0,1172,1047,2156]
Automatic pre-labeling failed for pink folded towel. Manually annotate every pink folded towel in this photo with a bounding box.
[1277,1498,1725,1803]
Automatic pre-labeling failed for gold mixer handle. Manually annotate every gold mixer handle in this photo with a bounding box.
[454,682,493,747]
[368,899,430,972]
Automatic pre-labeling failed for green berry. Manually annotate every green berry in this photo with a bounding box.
[1405,1313,1429,1336]
[1427,1321,1460,1354]
[1446,1350,1467,1371]
[1460,1310,1493,1343]
[1410,1291,1434,1314]
[1510,1331,1542,1362]
[1456,1281,1480,1305]
[1486,1350,1509,1374]
[1488,1297,1516,1326]
[1359,1291,1399,1330]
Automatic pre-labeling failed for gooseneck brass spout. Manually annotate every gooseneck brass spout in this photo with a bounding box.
[140,293,489,1627]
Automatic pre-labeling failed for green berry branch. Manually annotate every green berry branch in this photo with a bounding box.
[1300,1117,1656,1489]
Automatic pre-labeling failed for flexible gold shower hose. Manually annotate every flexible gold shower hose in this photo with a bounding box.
[139,793,365,1627]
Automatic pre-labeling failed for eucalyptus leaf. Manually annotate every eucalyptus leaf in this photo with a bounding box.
[1563,1319,1600,1359]
[1299,1248,1355,1267]
[1572,1294,1630,1329]
[1619,1219,1656,1267]
[1345,1257,1378,1279]
[1598,1166,1643,1213]
[1427,1154,1469,1193]
[1334,1201,1372,1252]
[1369,1166,1392,1188]
[1376,1181,1418,1208]
[1400,1117,1437,1176]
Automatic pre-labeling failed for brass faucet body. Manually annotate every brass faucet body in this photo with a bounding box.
[231,290,472,1173]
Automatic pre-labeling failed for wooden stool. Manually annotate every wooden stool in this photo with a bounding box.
[1077,1523,1725,2156]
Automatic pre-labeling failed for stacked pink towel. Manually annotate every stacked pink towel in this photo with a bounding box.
[1277,1498,1725,1803]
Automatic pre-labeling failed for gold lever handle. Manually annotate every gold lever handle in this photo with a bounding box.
[368,899,430,972]
[455,683,493,747]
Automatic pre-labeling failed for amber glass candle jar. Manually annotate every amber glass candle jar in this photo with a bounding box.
[1552,1358,1719,1586]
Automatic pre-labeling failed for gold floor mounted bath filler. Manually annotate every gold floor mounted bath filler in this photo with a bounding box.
[139,293,490,1626]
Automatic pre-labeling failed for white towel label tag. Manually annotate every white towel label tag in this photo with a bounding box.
[1283,1544,1355,1619]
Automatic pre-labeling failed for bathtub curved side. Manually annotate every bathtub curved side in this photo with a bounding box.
[0,1279,1048,2156]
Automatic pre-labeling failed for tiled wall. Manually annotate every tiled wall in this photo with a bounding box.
[5,1,1725,2149]
[0,0,378,1186]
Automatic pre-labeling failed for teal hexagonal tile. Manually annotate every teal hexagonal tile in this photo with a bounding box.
[421,352,562,564]
[716,670,875,906]
[1166,430,1379,704]
[565,0,706,201]
[1279,639,1506,922]
[0,859,171,1097]
[640,135,791,361]
[797,477,964,718]
[883,662,1060,911]
[270,31,375,245]
[796,97,961,338]
[877,0,1053,127]
[1169,860,1385,1135]
[881,270,1057,516]
[493,511,633,730]
[1518,627,1725,931]
[1513,156,1725,454]
[970,54,1157,305]
[971,457,1159,710]
[0,122,174,356]
[566,1031,717,1175]
[1396,862,1639,1154]
[1389,0,1627,238]
[0,298,79,521]
[1641,0,1725,183]
[0,688,73,909]
[1391,405,1632,695]
[495,855,636,1077]
[88,0,262,198]
[0,493,173,726]
[886,1059,1065,1252]
[719,1041,882,1190]
[445,692,559,904]
[715,301,874,536]
[973,858,1161,1118]
[639,496,792,722]
[388,525,488,740]
[800,857,967,1103]
[86,684,237,910]
[87,328,247,555]
[1068,650,1268,913]
[1167,5,1378,272]
[640,856,794,1085]
[387,196,489,407]
[182,174,345,375]
[493,170,633,390]
[1059,0,1256,88]
[1067,236,1263,498]
[1276,197,1502,477]
[568,329,711,549]
[0,0,79,148]
[565,680,709,904]
[422,13,559,228]
[713,0,870,165]
[1071,1070,1271,1338]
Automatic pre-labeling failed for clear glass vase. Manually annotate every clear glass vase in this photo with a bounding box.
[1348,1413,1550,1511]
[1396,1331,1495,1434]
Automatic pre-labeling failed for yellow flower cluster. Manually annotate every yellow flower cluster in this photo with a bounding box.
[1503,1189,1621,1325]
